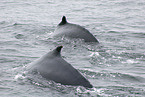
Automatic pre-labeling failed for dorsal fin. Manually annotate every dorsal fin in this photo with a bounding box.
[52,46,63,56]
[56,46,63,53]
[58,16,67,25]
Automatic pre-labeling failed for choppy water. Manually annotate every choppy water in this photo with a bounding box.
[0,0,145,96]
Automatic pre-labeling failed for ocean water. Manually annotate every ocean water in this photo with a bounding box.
[0,0,145,96]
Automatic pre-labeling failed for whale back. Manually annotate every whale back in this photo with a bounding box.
[54,16,99,43]
[29,46,93,88]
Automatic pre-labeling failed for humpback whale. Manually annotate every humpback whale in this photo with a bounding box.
[29,46,93,88]
[54,16,99,43]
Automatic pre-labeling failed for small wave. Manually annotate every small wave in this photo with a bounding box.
[13,23,26,26]
[122,59,139,64]
[104,86,145,96]
[75,86,110,97]
[0,21,6,24]
[15,34,25,39]
[107,31,120,33]
[132,32,145,38]
[89,51,100,57]
[79,69,145,83]
[14,74,26,80]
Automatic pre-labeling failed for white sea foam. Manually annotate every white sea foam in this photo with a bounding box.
[122,59,138,64]
[14,74,26,80]
[89,52,100,57]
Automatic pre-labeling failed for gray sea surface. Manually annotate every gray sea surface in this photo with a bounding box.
[0,0,145,96]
